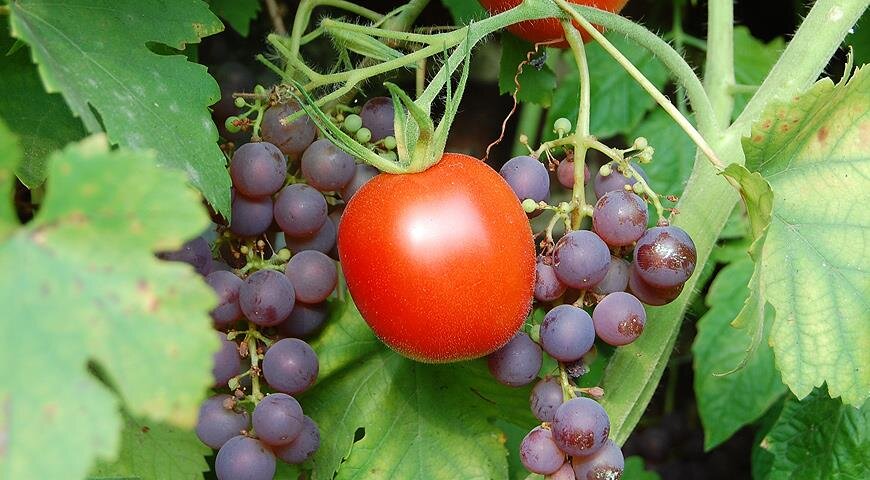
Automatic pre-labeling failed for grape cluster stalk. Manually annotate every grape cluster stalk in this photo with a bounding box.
[161,93,398,480]
[487,119,697,479]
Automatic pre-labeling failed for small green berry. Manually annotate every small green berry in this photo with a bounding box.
[554,117,572,135]
[633,136,648,150]
[277,248,292,261]
[225,116,241,133]
[344,114,362,133]
[253,84,267,96]
[638,147,654,164]
[355,127,372,143]
[234,97,246,108]
[380,151,398,162]
[383,135,397,150]
[522,198,538,213]
[599,164,613,177]
[632,182,645,194]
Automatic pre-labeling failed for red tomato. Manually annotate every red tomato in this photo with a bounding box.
[338,153,535,363]
[478,0,630,47]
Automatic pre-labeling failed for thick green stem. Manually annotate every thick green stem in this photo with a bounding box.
[560,16,590,230]
[246,326,264,403]
[704,0,735,128]
[383,0,430,32]
[288,0,383,61]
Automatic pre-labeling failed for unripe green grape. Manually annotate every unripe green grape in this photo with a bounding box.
[553,117,572,136]
[383,135,397,150]
[254,84,267,96]
[522,198,538,213]
[632,182,645,194]
[599,164,612,177]
[380,151,398,162]
[343,114,362,133]
[633,136,648,150]
[234,97,246,108]
[225,116,241,133]
[277,248,292,261]
[355,127,372,143]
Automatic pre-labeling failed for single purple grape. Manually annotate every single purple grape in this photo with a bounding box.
[230,194,274,238]
[535,258,567,302]
[252,393,304,447]
[276,302,328,339]
[340,164,379,202]
[592,292,646,346]
[284,211,336,254]
[213,332,242,387]
[359,96,395,141]
[571,439,624,479]
[159,236,211,275]
[214,435,276,480]
[520,426,567,475]
[592,190,648,247]
[239,270,295,327]
[262,338,319,395]
[285,250,337,304]
[553,231,611,289]
[593,162,648,198]
[546,462,576,480]
[274,415,320,464]
[487,332,542,387]
[627,265,683,306]
[551,397,610,457]
[539,305,596,362]
[301,139,356,192]
[195,395,249,450]
[633,226,697,289]
[261,101,317,160]
[557,159,590,189]
[499,155,550,204]
[274,184,328,238]
[206,270,243,328]
[230,142,287,198]
[592,257,630,296]
[531,376,564,423]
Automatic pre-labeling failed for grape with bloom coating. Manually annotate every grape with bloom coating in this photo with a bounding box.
[531,376,564,422]
[276,302,328,339]
[535,258,567,302]
[263,338,319,395]
[239,270,295,327]
[212,333,241,387]
[301,139,356,192]
[214,435,276,480]
[628,265,683,306]
[487,332,542,387]
[195,395,248,450]
[252,393,304,446]
[592,257,630,296]
[520,426,566,475]
[553,231,611,289]
[261,101,316,159]
[360,96,395,141]
[593,190,648,247]
[592,292,646,346]
[540,305,595,362]
[206,270,243,328]
[551,397,610,457]
[546,462,576,480]
[557,159,590,189]
[274,184,328,238]
[159,237,211,276]
[285,250,337,304]
[593,162,648,198]
[499,155,550,204]
[274,416,321,464]
[230,142,287,198]
[633,225,697,288]
[284,218,336,254]
[571,439,624,479]
[230,194,273,238]
[340,164,379,201]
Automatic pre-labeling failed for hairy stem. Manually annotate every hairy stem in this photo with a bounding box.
[704,0,735,128]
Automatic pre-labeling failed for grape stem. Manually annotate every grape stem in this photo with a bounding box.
[558,362,577,402]
[245,324,265,403]
[560,19,591,231]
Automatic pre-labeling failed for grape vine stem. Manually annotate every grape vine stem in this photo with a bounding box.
[560,19,591,231]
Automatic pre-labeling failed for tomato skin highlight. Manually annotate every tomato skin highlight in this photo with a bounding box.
[478,0,630,48]
[338,153,536,363]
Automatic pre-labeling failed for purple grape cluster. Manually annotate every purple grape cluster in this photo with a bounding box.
[487,152,697,479]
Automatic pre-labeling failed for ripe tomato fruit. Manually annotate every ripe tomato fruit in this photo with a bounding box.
[338,153,535,363]
[478,0,630,47]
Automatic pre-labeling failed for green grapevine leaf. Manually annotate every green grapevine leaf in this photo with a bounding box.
[545,35,668,140]
[743,66,870,406]
[0,22,85,187]
[693,258,785,449]
[631,109,695,198]
[301,300,536,480]
[88,413,210,479]
[762,389,869,479]
[8,0,232,218]
[733,27,784,117]
[0,135,218,479]
[499,34,558,107]
[0,119,20,236]
[440,0,487,24]
[208,0,261,37]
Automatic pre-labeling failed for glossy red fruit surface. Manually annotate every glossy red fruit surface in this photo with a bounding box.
[338,153,536,362]
[478,0,630,47]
